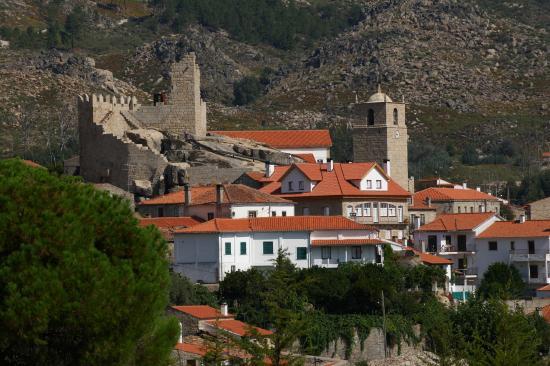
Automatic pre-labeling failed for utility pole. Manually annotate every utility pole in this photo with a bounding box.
[381,290,387,358]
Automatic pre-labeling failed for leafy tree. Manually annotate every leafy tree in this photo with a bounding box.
[478,263,525,300]
[65,6,87,48]
[0,159,179,365]
[169,271,217,306]
[233,76,263,106]
[461,145,479,165]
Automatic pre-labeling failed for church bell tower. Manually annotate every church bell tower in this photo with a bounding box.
[352,86,409,191]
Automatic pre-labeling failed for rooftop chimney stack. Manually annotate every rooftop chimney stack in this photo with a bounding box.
[183,183,191,211]
[519,214,526,224]
[220,303,228,316]
[462,182,467,189]
[265,161,275,177]
[216,184,224,205]
[384,159,391,177]
[327,158,334,172]
[476,187,481,192]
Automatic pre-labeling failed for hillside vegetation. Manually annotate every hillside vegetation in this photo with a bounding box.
[0,0,548,203]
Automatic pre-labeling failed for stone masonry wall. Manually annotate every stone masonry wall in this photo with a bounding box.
[130,53,207,137]
[529,197,550,219]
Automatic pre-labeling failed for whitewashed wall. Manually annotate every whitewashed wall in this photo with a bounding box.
[230,203,295,218]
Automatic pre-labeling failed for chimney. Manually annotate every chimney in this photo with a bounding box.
[425,197,431,207]
[265,161,275,177]
[220,303,228,316]
[519,214,526,223]
[183,183,191,213]
[327,158,333,172]
[476,187,481,192]
[384,159,391,177]
[178,322,183,343]
[462,182,467,189]
[216,184,224,205]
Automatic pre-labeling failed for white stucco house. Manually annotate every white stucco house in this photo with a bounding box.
[476,219,550,288]
[172,216,383,283]
[414,212,502,299]
[210,130,332,163]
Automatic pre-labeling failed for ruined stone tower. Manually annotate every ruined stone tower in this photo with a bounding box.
[130,52,207,137]
[352,86,409,190]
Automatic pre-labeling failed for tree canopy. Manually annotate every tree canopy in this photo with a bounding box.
[477,262,525,300]
[0,159,179,365]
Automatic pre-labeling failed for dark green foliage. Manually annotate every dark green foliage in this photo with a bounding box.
[461,145,479,165]
[408,139,452,178]
[498,204,516,220]
[65,6,87,48]
[477,263,525,300]
[169,271,218,306]
[330,124,353,162]
[0,159,179,365]
[515,169,550,204]
[233,76,263,106]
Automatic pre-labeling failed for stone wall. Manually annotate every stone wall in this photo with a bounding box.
[528,197,550,219]
[166,308,201,337]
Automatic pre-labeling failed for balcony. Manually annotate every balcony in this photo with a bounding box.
[509,250,550,262]
[454,267,478,277]
[439,244,476,254]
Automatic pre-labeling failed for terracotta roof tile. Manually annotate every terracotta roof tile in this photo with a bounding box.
[294,153,316,163]
[176,216,376,234]
[139,217,202,229]
[417,213,496,232]
[211,130,332,148]
[258,163,410,198]
[477,220,550,238]
[206,319,272,336]
[171,305,233,319]
[403,246,453,265]
[311,239,382,246]
[175,342,208,356]
[414,187,498,202]
[542,304,550,323]
[537,284,550,292]
[139,184,292,206]
[22,160,45,168]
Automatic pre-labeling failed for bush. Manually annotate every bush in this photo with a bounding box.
[478,263,525,300]
[233,76,263,105]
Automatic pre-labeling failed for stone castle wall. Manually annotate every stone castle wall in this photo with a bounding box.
[78,94,168,195]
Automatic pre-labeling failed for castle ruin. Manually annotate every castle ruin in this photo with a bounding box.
[77,53,302,197]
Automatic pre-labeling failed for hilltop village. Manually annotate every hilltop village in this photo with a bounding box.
[55,53,550,364]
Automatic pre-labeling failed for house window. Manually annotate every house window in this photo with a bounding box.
[298,181,304,190]
[489,241,497,251]
[282,211,287,217]
[388,204,396,217]
[364,203,371,216]
[321,246,331,259]
[232,211,235,217]
[271,211,276,216]
[158,207,164,217]
[288,181,294,191]
[207,212,214,220]
[248,211,257,218]
[445,235,452,245]
[458,258,467,269]
[427,235,437,252]
[352,246,362,259]
[296,247,307,260]
[263,241,274,255]
[366,180,372,189]
[458,235,467,251]
[240,242,247,255]
[380,203,388,217]
[355,205,363,216]
[393,108,398,125]
[458,207,461,213]
[323,206,330,216]
[478,205,483,212]
[225,242,232,255]
[420,214,425,225]
[231,265,236,272]
[510,241,515,251]
[367,109,374,125]
[346,205,354,217]
[303,207,310,216]
[470,207,474,213]
[530,265,538,278]
[376,180,382,189]
[528,240,535,254]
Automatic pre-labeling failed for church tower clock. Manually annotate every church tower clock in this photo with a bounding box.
[352,86,410,191]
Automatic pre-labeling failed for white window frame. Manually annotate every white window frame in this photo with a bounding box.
[323,206,330,216]
[346,205,354,217]
[364,203,371,216]
[388,204,396,217]
[376,180,382,189]
[355,205,363,217]
[380,203,388,217]
[366,180,372,189]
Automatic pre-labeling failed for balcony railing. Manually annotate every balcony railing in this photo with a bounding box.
[509,250,549,262]
[439,244,476,253]
[454,267,478,276]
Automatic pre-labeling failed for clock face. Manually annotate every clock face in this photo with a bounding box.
[394,130,400,139]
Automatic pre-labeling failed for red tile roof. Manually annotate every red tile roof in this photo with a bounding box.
[176,216,376,234]
[139,184,292,206]
[409,199,437,211]
[206,319,272,336]
[139,217,202,229]
[22,160,45,168]
[538,284,550,292]
[542,304,550,324]
[403,246,453,265]
[414,187,498,202]
[416,213,496,232]
[477,220,550,238]
[171,305,233,320]
[211,130,332,148]
[542,152,550,158]
[311,239,383,246]
[294,153,316,163]
[175,342,208,356]
[258,163,410,199]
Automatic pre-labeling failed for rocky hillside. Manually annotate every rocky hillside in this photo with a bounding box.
[0,0,548,186]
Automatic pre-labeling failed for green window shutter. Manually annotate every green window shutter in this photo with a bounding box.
[296,247,307,260]
[240,242,247,255]
[263,241,273,255]
[225,242,231,255]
